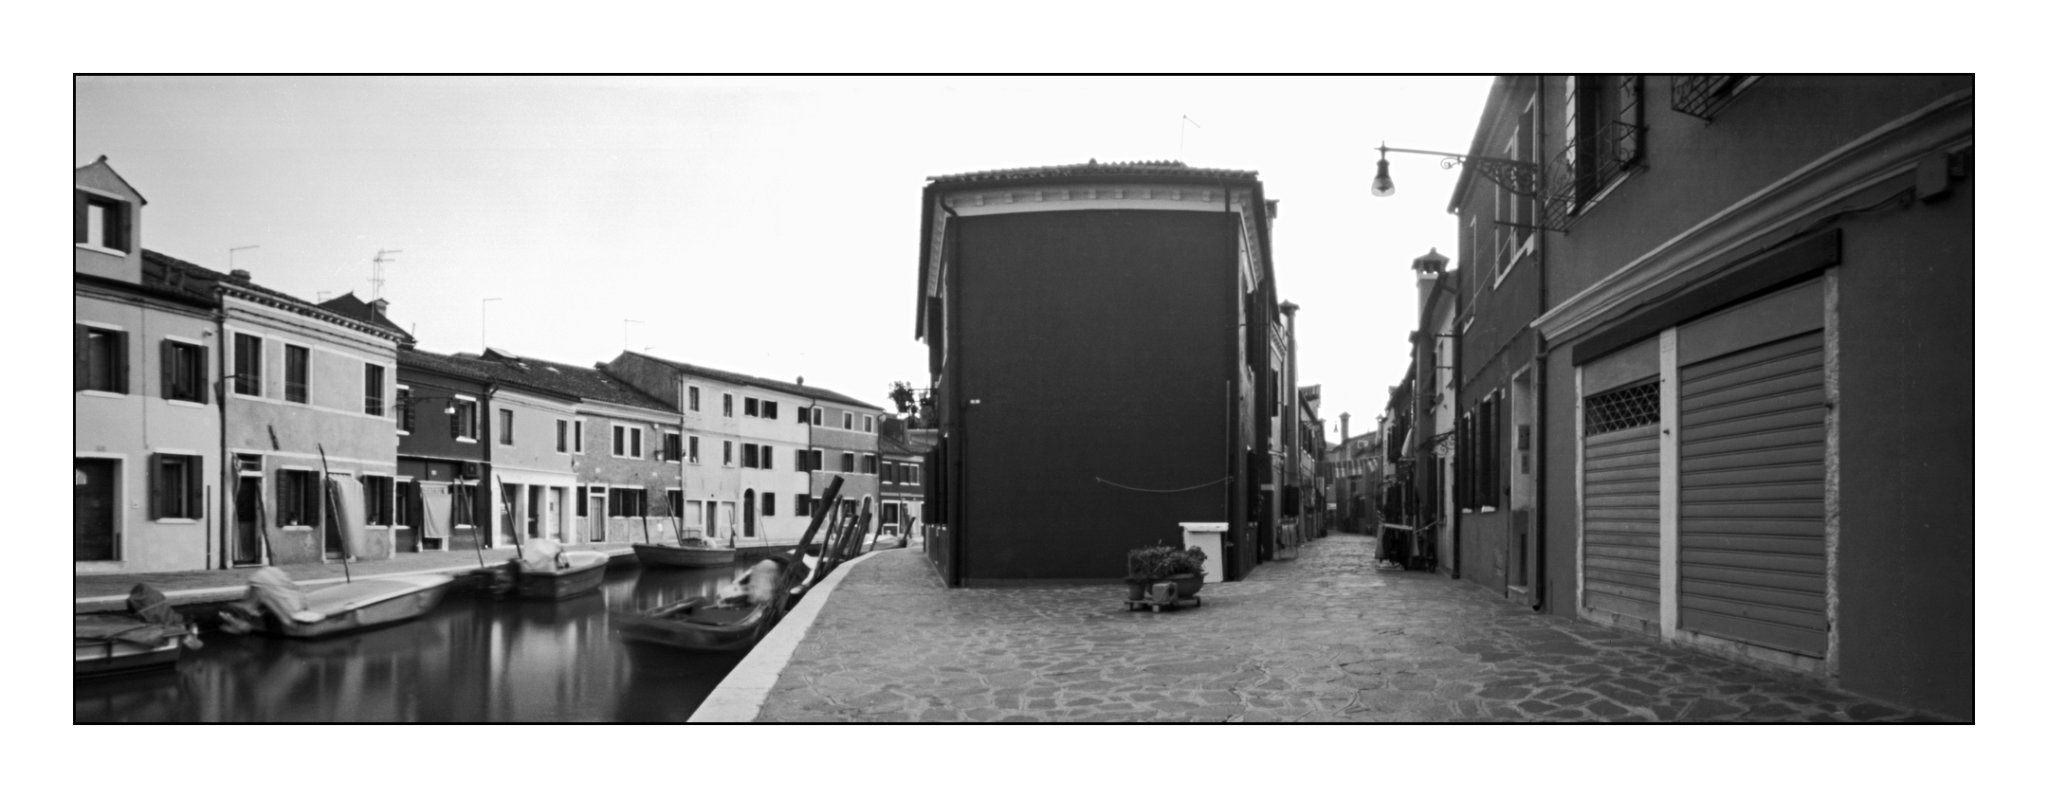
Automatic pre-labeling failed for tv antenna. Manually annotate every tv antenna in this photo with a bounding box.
[373,249,403,302]
[1180,115,1201,162]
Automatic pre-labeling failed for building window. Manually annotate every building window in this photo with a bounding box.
[394,481,415,528]
[796,494,812,516]
[613,425,626,457]
[863,415,875,433]
[277,469,321,527]
[689,435,701,463]
[557,419,570,452]
[1456,393,1505,511]
[1495,98,1538,285]
[1670,75,1757,121]
[840,452,855,473]
[666,489,683,519]
[450,483,477,527]
[151,453,203,520]
[862,454,877,474]
[631,428,644,458]
[762,401,778,420]
[743,443,760,469]
[809,449,824,472]
[762,493,776,517]
[798,406,810,425]
[232,333,261,396]
[362,475,393,526]
[576,486,588,517]
[723,441,734,467]
[745,397,760,417]
[907,465,919,485]
[284,344,310,404]
[882,503,900,524]
[842,412,853,430]
[75,191,131,252]
[763,446,775,470]
[664,431,682,462]
[452,397,479,441]
[812,407,825,425]
[75,326,128,394]
[499,409,515,445]
[396,386,413,433]
[688,386,700,412]
[723,393,734,417]
[1553,75,1644,219]
[363,363,385,416]
[574,420,584,453]
[162,339,208,403]
[609,488,648,518]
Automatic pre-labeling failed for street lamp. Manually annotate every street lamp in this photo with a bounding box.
[1370,142,1542,200]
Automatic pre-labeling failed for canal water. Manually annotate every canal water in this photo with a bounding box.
[75,561,753,722]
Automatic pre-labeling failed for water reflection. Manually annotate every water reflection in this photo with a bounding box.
[75,562,752,722]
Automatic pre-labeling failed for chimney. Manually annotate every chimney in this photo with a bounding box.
[229,269,252,283]
[371,298,390,316]
[796,376,804,386]
[1412,247,1448,320]
[1341,412,1351,443]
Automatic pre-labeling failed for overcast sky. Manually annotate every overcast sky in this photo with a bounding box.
[76,76,1492,436]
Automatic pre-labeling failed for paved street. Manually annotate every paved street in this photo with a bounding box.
[752,533,1945,722]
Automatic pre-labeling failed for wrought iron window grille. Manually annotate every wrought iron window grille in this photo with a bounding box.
[1540,117,1644,230]
[1670,75,1756,121]
[1584,380,1660,435]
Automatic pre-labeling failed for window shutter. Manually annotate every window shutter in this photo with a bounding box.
[188,456,204,520]
[107,201,127,252]
[73,191,87,243]
[74,325,89,391]
[196,347,210,404]
[112,331,129,394]
[451,403,462,438]
[150,453,165,518]
[161,339,176,399]
[277,472,289,526]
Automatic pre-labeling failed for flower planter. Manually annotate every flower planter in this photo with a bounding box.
[1123,573,1204,611]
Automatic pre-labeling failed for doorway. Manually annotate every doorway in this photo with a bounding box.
[74,458,119,562]
[589,493,608,542]
[527,485,544,539]
[547,487,563,542]
[235,473,266,565]
[743,490,756,538]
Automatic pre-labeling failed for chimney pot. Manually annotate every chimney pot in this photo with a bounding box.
[230,269,251,282]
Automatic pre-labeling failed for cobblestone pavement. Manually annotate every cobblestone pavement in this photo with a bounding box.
[755,533,1946,722]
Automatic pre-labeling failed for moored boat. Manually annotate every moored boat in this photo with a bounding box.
[633,538,738,568]
[508,550,610,599]
[224,570,456,639]
[615,477,844,653]
[75,585,196,679]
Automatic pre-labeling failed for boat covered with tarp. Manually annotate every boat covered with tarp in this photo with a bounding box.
[493,539,609,600]
[220,567,455,639]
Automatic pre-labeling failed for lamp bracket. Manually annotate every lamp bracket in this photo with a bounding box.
[1381,145,1542,198]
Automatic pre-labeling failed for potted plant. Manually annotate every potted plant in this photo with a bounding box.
[1125,544,1207,604]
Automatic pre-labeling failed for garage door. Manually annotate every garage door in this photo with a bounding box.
[1582,379,1662,624]
[1677,330,1827,656]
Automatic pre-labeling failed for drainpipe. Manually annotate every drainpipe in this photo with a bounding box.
[215,291,231,570]
[1531,78,1550,612]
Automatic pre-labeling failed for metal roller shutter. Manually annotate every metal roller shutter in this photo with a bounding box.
[1678,331,1827,656]
[1582,381,1661,623]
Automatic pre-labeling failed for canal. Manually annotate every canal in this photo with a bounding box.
[75,561,752,722]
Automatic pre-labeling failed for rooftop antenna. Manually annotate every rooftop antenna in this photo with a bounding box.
[228,245,259,270]
[624,319,645,351]
[1180,115,1201,163]
[372,249,403,302]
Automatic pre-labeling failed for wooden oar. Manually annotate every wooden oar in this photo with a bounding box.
[316,444,351,583]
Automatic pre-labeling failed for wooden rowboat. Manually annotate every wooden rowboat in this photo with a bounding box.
[632,540,737,568]
[508,551,610,600]
[74,617,190,678]
[616,476,844,653]
[615,593,786,652]
[255,574,456,639]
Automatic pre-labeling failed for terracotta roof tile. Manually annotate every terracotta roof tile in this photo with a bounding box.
[616,351,885,411]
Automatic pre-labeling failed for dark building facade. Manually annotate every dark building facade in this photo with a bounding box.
[392,347,494,553]
[915,161,1279,585]
[1431,75,1971,719]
